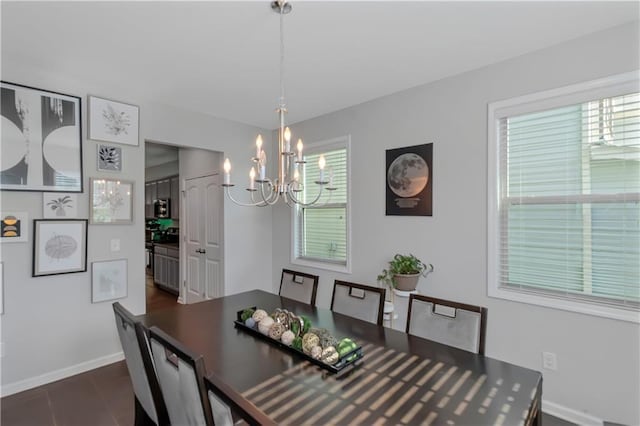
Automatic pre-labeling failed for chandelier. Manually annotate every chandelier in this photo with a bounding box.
[222,0,336,207]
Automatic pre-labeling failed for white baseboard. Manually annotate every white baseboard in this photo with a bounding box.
[0,351,124,398]
[543,399,603,426]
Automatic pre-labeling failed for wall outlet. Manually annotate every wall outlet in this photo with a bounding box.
[110,239,121,252]
[542,351,557,370]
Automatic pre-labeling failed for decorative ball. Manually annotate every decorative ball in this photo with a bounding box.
[272,309,290,329]
[258,316,274,335]
[240,308,255,322]
[321,346,339,365]
[289,315,302,336]
[281,330,295,346]
[302,333,320,355]
[269,323,285,340]
[310,328,339,349]
[244,318,256,329]
[310,345,323,360]
[252,309,268,323]
[292,336,303,351]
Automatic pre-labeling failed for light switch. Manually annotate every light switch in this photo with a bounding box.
[110,239,121,252]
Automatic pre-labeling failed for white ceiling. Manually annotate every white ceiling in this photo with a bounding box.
[2,1,638,129]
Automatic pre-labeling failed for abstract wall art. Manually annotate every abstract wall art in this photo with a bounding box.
[33,219,87,277]
[1,81,83,192]
[0,211,29,243]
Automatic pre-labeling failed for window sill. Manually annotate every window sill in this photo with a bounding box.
[488,285,640,323]
[291,256,351,274]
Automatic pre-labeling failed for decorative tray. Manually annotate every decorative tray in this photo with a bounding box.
[234,307,363,374]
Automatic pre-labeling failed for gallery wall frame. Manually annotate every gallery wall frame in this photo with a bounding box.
[1,81,83,192]
[33,219,88,277]
[1,211,29,243]
[88,96,139,146]
[43,193,79,218]
[91,259,128,303]
[0,261,4,315]
[90,178,133,224]
[97,144,122,172]
[385,143,433,216]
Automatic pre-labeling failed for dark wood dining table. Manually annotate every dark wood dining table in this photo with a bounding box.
[138,290,542,425]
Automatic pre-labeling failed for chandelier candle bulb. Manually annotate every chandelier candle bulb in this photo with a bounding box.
[284,127,291,153]
[223,158,231,185]
[256,134,263,159]
[249,167,256,190]
[318,154,326,182]
[297,139,304,162]
[259,150,267,180]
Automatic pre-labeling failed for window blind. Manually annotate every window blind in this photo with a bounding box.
[499,92,640,309]
[296,147,348,263]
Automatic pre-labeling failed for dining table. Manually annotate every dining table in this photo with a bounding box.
[138,289,542,426]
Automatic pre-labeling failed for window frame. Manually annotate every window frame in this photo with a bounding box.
[291,135,352,273]
[487,71,639,323]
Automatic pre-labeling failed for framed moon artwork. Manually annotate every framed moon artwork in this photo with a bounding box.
[385,143,433,216]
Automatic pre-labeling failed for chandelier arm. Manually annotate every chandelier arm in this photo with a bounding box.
[287,184,329,207]
[258,180,281,205]
[224,186,269,207]
[249,188,271,207]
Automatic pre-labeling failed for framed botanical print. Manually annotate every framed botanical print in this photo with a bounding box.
[88,96,139,146]
[92,259,128,303]
[33,219,88,277]
[90,178,133,224]
[97,144,122,172]
[385,143,433,216]
[1,81,83,192]
[43,193,79,218]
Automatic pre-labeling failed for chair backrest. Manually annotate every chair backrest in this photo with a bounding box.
[112,302,168,425]
[406,295,487,355]
[279,269,319,306]
[148,326,215,426]
[330,280,385,325]
[205,373,276,426]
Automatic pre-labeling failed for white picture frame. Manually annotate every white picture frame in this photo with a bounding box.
[33,219,87,277]
[90,178,133,224]
[88,96,139,146]
[43,193,79,218]
[97,144,123,172]
[0,262,4,315]
[1,211,29,243]
[91,259,127,303]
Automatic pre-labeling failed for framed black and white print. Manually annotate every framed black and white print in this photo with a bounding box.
[385,143,433,216]
[92,259,127,303]
[88,96,139,146]
[43,193,79,218]
[33,219,88,277]
[1,81,83,192]
[97,144,122,172]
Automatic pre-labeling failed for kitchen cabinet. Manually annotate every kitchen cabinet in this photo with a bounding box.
[154,245,180,295]
[145,182,157,218]
[157,179,171,199]
[170,176,180,219]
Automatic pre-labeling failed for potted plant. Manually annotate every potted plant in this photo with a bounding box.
[377,254,433,293]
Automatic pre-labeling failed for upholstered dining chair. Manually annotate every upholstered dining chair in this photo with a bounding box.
[279,269,319,306]
[112,302,169,426]
[205,373,276,426]
[406,294,487,355]
[148,326,221,426]
[330,280,386,325]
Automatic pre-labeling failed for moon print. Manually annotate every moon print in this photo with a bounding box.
[45,234,78,260]
[387,153,429,197]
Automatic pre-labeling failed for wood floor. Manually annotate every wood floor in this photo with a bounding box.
[145,270,180,313]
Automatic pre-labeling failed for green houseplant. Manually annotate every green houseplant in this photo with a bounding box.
[377,254,433,292]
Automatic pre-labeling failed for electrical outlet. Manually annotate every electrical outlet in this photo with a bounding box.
[110,239,121,252]
[542,352,557,370]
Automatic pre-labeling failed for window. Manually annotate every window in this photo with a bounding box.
[292,136,350,272]
[488,73,639,322]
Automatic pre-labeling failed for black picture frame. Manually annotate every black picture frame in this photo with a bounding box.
[32,219,88,277]
[1,81,83,192]
[385,143,433,216]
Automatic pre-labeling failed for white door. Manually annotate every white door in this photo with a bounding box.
[184,174,223,304]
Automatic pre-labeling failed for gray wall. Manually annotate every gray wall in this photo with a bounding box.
[145,160,179,181]
[0,60,273,393]
[271,23,640,425]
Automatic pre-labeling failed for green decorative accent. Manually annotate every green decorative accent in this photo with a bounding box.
[290,319,300,336]
[337,338,357,358]
[240,308,255,322]
[301,316,312,334]
[292,336,303,351]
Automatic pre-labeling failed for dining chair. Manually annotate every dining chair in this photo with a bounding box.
[279,268,319,306]
[406,294,487,354]
[112,302,169,426]
[330,280,386,325]
[148,326,218,426]
[205,373,276,426]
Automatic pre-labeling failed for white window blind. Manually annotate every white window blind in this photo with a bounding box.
[496,90,639,312]
[294,143,348,266]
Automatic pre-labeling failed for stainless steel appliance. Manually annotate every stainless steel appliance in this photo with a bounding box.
[153,199,170,218]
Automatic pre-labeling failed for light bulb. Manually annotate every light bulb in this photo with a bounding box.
[318,155,326,170]
[223,158,231,173]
